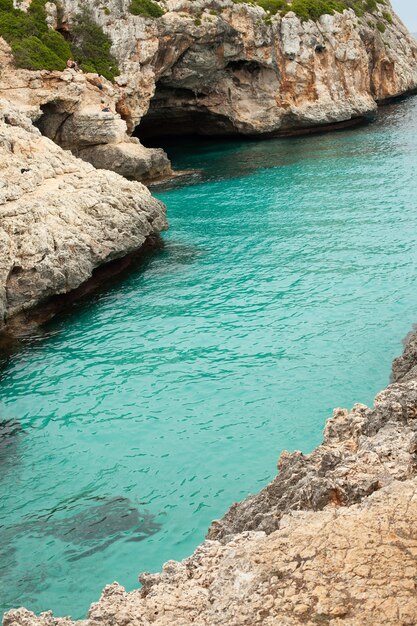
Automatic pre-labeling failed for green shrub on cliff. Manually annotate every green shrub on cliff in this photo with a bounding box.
[231,0,386,21]
[256,0,287,15]
[286,0,345,20]
[69,7,119,80]
[129,0,164,18]
[0,0,119,77]
[0,0,71,70]
[382,10,393,24]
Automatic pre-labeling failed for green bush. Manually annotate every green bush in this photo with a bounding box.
[231,0,386,20]
[43,28,72,59]
[0,0,119,78]
[69,7,119,80]
[257,0,287,15]
[382,10,392,24]
[0,0,70,70]
[129,0,164,18]
[0,0,13,10]
[376,20,386,32]
[11,35,66,70]
[285,0,345,20]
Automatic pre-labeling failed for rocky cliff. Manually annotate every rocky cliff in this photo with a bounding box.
[0,100,167,332]
[100,0,417,137]
[1,0,416,181]
[2,0,417,622]
[4,322,417,625]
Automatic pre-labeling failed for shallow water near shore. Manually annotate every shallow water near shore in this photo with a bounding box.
[2,98,417,619]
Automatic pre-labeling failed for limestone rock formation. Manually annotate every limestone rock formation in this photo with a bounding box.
[4,334,417,624]
[0,39,172,183]
[66,0,417,137]
[0,100,167,331]
[207,373,417,540]
[1,0,417,181]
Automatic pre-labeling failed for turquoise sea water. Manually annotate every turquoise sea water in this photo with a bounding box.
[1,98,417,619]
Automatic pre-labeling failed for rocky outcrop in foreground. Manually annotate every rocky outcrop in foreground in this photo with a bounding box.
[0,101,167,332]
[5,331,417,624]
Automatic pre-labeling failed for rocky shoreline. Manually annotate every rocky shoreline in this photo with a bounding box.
[2,0,417,623]
[3,319,417,625]
[0,0,416,185]
[0,0,416,333]
[0,101,167,334]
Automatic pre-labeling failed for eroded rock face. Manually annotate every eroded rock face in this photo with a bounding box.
[70,0,417,137]
[1,0,416,181]
[0,101,167,331]
[0,40,172,182]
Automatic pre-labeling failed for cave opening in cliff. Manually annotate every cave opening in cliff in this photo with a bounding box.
[134,85,239,147]
[33,101,73,145]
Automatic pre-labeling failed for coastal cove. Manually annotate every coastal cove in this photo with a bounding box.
[2,96,417,620]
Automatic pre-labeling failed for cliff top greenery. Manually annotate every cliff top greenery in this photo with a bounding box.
[129,0,165,18]
[233,0,389,20]
[0,0,119,79]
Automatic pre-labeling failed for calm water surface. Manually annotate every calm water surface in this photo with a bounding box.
[1,99,417,618]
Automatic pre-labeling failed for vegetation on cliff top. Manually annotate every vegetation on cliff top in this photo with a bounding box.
[232,0,388,20]
[0,0,119,79]
[0,0,70,70]
[70,7,119,80]
[129,0,165,18]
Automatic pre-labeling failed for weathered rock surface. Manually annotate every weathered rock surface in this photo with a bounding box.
[5,315,417,624]
[0,41,172,182]
[0,100,167,331]
[1,0,417,180]
[63,0,417,137]
[208,380,417,540]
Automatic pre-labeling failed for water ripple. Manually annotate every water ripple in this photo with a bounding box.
[1,98,417,619]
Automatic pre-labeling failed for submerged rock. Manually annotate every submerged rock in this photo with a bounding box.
[0,496,161,563]
[0,417,23,465]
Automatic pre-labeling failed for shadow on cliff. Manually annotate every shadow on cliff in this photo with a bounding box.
[145,96,417,192]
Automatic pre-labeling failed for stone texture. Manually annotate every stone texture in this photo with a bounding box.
[0,100,167,331]
[78,140,171,183]
[2,1,417,622]
[0,40,172,182]
[1,1,417,180]
[207,381,417,539]
[72,0,417,136]
[5,483,417,625]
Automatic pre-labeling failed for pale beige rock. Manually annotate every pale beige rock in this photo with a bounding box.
[2,2,417,622]
[79,0,417,135]
[5,480,417,626]
[1,0,416,181]
[0,101,167,330]
[0,40,172,182]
